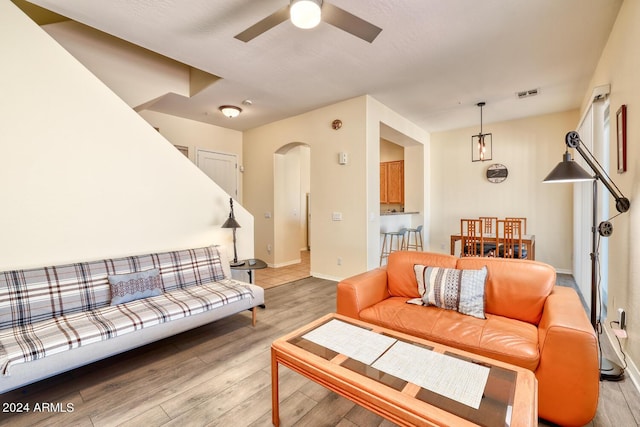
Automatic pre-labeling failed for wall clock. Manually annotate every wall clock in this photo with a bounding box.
[486,163,508,183]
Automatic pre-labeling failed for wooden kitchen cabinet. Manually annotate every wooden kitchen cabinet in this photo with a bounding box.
[380,160,403,204]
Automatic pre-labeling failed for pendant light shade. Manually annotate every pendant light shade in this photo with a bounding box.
[471,102,492,162]
[290,0,322,29]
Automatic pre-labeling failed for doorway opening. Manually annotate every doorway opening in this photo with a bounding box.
[272,142,311,270]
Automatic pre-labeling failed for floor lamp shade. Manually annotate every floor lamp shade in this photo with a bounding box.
[543,151,593,183]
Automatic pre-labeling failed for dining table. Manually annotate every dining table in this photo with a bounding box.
[450,233,536,260]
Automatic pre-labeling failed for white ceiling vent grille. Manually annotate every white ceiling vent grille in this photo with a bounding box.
[516,88,539,99]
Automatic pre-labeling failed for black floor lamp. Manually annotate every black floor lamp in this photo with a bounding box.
[222,197,244,267]
[544,131,630,381]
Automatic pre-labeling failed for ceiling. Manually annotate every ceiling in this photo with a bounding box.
[24,0,622,133]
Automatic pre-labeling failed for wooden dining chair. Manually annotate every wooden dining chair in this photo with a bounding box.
[505,217,528,255]
[497,219,528,259]
[505,217,527,234]
[460,218,485,257]
[479,216,498,234]
[478,217,498,256]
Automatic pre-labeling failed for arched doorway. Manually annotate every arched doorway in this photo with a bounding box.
[274,142,311,267]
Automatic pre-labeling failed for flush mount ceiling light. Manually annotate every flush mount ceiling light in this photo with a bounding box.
[219,105,242,118]
[471,102,492,162]
[290,0,322,29]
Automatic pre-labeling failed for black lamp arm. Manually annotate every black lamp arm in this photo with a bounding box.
[566,131,631,213]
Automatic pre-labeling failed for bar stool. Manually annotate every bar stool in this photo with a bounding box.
[380,229,406,265]
[403,225,423,251]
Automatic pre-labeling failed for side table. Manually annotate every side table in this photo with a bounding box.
[230,258,267,308]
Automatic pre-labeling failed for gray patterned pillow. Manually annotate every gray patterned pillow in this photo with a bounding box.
[108,268,163,306]
[412,265,487,319]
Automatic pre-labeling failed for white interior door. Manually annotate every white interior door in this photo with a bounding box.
[196,149,238,198]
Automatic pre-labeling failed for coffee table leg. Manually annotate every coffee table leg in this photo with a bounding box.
[271,347,280,426]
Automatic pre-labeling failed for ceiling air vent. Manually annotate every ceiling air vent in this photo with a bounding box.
[517,88,539,99]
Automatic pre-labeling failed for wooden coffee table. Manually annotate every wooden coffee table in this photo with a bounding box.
[271,313,537,426]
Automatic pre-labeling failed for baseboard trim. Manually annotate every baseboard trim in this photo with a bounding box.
[310,271,342,282]
[602,325,640,392]
[268,258,301,268]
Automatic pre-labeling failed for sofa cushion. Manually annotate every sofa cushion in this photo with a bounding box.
[456,257,555,325]
[413,265,487,319]
[0,278,254,376]
[360,297,540,371]
[108,268,163,305]
[387,251,458,298]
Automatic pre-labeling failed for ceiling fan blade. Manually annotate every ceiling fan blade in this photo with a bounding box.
[322,3,382,43]
[234,5,290,42]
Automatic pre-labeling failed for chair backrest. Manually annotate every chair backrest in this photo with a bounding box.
[505,217,527,234]
[460,218,484,257]
[498,219,524,259]
[479,216,497,233]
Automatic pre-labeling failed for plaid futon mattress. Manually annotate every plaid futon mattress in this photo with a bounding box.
[0,279,253,376]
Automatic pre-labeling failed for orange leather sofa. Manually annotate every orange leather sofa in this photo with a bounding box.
[337,251,599,426]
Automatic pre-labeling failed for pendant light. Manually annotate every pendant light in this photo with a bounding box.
[472,102,492,162]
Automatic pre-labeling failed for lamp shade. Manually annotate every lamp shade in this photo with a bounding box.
[221,216,241,229]
[543,151,593,183]
[290,0,322,29]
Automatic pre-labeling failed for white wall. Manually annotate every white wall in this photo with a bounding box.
[0,2,253,269]
[429,110,578,270]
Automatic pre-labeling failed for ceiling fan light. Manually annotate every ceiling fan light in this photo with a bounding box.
[290,0,322,29]
[219,105,242,118]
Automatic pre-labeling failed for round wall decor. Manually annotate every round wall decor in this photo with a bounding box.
[486,163,508,183]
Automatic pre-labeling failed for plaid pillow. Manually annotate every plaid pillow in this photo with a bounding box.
[412,265,487,319]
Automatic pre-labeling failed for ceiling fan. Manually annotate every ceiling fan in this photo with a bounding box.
[234,0,382,43]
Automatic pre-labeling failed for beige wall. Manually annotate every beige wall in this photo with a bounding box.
[366,98,430,269]
[244,97,368,280]
[244,96,428,279]
[0,1,253,269]
[138,110,244,201]
[43,20,191,109]
[583,0,640,384]
[274,144,310,266]
[380,138,404,162]
[429,110,579,271]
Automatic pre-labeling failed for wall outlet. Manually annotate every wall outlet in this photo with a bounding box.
[267,244,272,253]
[337,257,342,266]
[617,308,626,330]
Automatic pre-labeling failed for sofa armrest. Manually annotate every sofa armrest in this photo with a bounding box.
[336,267,389,319]
[536,286,599,426]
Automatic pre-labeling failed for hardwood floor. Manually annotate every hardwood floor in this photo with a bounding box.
[254,251,310,289]
[1,277,639,427]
